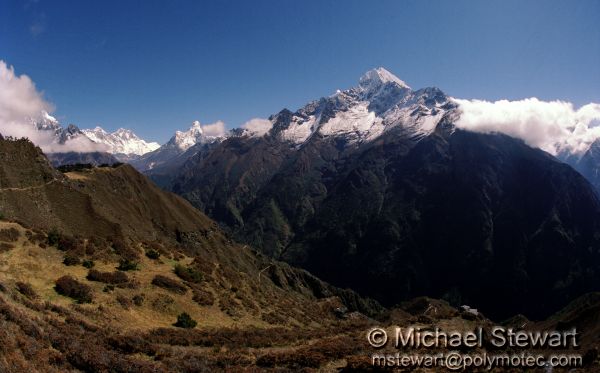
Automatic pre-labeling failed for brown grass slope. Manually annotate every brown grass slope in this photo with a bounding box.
[0,137,395,371]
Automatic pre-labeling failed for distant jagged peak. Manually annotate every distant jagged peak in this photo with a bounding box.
[358,67,411,91]
[90,126,108,134]
[81,125,159,156]
[170,120,226,151]
[42,110,59,124]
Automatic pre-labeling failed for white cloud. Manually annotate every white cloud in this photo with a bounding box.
[201,120,226,137]
[241,118,272,136]
[0,60,106,153]
[454,98,600,155]
[0,60,52,126]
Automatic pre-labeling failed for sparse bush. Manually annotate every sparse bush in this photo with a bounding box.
[106,334,156,356]
[47,228,61,246]
[57,236,77,251]
[151,275,187,294]
[256,347,330,369]
[191,257,214,275]
[0,211,4,220]
[63,254,80,266]
[15,282,37,299]
[174,264,203,283]
[116,295,132,310]
[87,269,129,286]
[54,275,93,303]
[112,238,140,261]
[132,294,145,306]
[117,259,139,271]
[0,242,14,252]
[82,259,95,269]
[173,312,197,329]
[144,326,320,348]
[192,288,215,306]
[30,232,46,244]
[219,295,240,317]
[86,235,106,255]
[103,285,115,293]
[0,227,19,242]
[145,249,160,260]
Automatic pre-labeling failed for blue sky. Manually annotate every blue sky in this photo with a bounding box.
[1,0,599,143]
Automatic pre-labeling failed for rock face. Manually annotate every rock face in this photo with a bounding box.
[165,68,600,320]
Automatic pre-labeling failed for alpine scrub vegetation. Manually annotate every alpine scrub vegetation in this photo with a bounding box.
[174,263,203,283]
[54,275,93,303]
[151,275,187,294]
[145,248,160,259]
[173,312,197,329]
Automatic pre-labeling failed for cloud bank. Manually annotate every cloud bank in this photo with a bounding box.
[454,98,600,155]
[0,60,51,127]
[241,118,272,136]
[201,120,227,137]
[0,60,105,153]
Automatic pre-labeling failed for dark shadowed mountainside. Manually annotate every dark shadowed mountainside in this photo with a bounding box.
[165,74,600,321]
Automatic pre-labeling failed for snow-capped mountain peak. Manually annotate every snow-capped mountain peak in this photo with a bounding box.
[171,121,211,151]
[81,126,160,156]
[34,110,62,132]
[359,67,411,91]
[274,67,455,146]
[42,111,59,125]
[91,126,108,134]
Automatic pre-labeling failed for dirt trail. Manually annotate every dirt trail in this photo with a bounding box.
[0,179,58,192]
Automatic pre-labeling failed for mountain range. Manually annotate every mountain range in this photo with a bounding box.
[3,67,600,370]
[2,129,600,372]
[158,68,600,321]
[16,68,600,321]
[28,112,159,163]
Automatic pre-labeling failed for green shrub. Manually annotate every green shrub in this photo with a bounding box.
[47,228,61,246]
[145,249,160,260]
[173,312,197,329]
[63,254,80,266]
[117,259,139,271]
[132,294,145,306]
[174,264,203,284]
[82,259,95,269]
